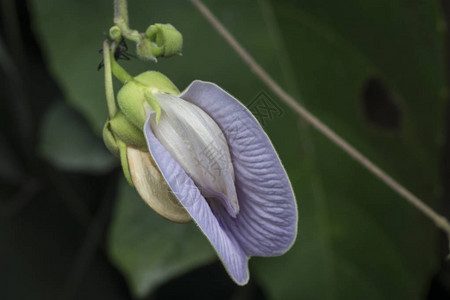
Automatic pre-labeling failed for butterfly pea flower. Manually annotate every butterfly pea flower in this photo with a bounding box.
[105,71,298,285]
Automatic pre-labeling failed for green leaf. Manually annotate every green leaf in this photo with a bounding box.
[29,0,112,134]
[39,101,116,173]
[30,0,445,299]
[250,0,444,299]
[108,178,215,297]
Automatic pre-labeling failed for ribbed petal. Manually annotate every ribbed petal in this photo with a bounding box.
[180,81,298,257]
[144,114,249,285]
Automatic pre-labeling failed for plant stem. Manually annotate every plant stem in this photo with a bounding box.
[113,0,141,42]
[110,54,133,84]
[102,40,117,118]
[190,0,450,238]
[114,0,128,26]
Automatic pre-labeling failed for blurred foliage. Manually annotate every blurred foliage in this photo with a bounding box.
[0,133,23,184]
[0,0,443,299]
[39,101,117,173]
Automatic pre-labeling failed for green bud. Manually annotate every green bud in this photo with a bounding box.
[103,121,120,157]
[146,24,183,57]
[109,112,147,151]
[117,71,179,129]
[136,38,157,61]
[109,25,122,41]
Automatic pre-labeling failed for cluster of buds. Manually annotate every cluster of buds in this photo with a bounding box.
[109,22,182,62]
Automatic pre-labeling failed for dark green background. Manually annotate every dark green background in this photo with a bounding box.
[1,0,449,299]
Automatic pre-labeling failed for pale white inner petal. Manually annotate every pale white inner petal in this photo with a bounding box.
[150,93,239,217]
[127,147,191,223]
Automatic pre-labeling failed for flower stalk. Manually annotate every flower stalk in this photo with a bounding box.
[102,40,117,118]
[114,0,128,26]
[110,53,133,84]
[113,0,140,42]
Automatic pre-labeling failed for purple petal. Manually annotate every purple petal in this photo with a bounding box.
[180,81,298,257]
[143,114,249,285]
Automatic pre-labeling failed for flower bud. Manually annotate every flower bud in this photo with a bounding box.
[109,25,122,41]
[146,24,183,57]
[136,38,157,61]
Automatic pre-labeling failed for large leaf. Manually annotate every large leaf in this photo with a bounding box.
[30,0,445,299]
[251,0,444,299]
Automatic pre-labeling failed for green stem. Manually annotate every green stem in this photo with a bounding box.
[113,0,141,42]
[102,40,117,118]
[114,0,128,25]
[110,55,133,84]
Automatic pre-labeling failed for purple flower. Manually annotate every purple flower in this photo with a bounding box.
[126,79,297,284]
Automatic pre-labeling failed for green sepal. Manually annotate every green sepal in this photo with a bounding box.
[109,112,147,151]
[144,90,161,124]
[134,71,179,94]
[117,71,179,129]
[146,24,183,57]
[117,80,147,129]
[118,140,134,187]
[103,121,120,157]
[136,38,157,62]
